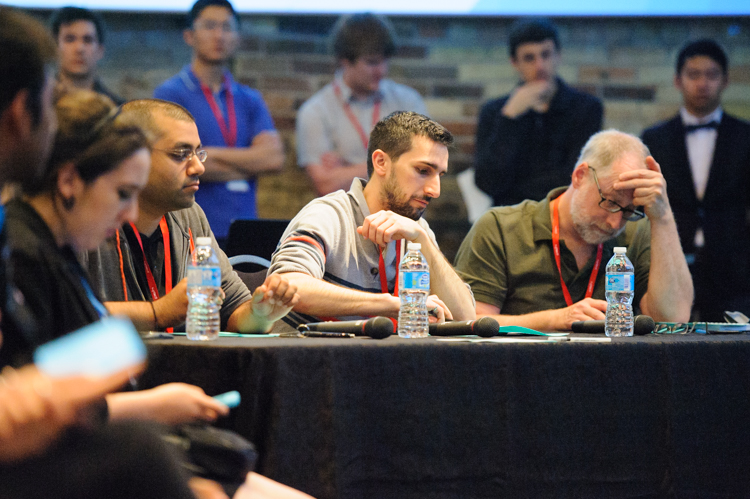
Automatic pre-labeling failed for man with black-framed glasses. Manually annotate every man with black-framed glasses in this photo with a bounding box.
[84,98,298,334]
[455,129,693,332]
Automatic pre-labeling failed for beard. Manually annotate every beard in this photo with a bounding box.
[569,190,625,245]
[380,171,429,221]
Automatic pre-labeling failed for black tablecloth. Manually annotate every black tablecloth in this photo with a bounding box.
[140,334,750,499]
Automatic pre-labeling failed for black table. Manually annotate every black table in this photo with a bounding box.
[140,334,750,499]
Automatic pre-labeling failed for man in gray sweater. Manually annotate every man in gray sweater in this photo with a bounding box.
[269,111,475,327]
[84,98,298,333]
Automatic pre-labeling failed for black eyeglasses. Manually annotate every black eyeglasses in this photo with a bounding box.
[589,167,645,222]
[154,148,207,164]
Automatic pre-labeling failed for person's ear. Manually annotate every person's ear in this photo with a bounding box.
[4,89,34,142]
[183,29,195,48]
[56,161,84,202]
[571,162,588,188]
[370,149,390,178]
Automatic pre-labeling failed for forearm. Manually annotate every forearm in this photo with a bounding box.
[105,392,158,422]
[305,162,367,196]
[202,133,284,179]
[640,217,694,321]
[417,237,475,321]
[226,300,274,333]
[283,272,400,318]
[104,301,158,331]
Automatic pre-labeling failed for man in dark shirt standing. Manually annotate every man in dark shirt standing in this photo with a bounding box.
[474,18,603,207]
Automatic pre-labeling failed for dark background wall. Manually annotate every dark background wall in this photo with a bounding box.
[28,10,750,260]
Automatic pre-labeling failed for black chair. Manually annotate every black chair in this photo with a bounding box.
[225,219,290,272]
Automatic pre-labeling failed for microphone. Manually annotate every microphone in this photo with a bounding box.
[428,316,500,338]
[299,316,393,339]
[571,315,655,335]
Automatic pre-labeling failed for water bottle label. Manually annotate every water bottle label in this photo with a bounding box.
[401,271,429,290]
[606,274,634,292]
[188,267,221,287]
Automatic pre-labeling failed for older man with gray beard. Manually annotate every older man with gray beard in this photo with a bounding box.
[455,129,693,331]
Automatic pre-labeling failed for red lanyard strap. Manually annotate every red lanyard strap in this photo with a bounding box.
[551,197,603,307]
[128,217,174,333]
[332,81,381,151]
[199,74,237,147]
[379,240,402,329]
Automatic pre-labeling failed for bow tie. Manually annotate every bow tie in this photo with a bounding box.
[684,121,719,133]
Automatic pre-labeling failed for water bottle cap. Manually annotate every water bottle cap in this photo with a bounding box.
[407,242,421,251]
[195,237,212,246]
[613,246,627,253]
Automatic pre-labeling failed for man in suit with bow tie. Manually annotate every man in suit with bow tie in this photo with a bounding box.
[642,39,750,321]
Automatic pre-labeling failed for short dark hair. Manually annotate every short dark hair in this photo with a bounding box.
[676,39,728,76]
[50,6,106,45]
[0,8,57,126]
[121,98,195,141]
[508,18,560,59]
[187,0,239,29]
[26,91,149,195]
[367,111,453,178]
[332,13,396,62]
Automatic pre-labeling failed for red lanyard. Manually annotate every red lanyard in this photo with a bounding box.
[199,74,237,147]
[332,80,381,150]
[129,217,173,333]
[551,197,602,306]
[379,240,402,329]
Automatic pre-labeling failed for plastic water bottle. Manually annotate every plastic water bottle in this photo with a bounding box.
[605,246,634,337]
[186,237,222,341]
[398,242,430,338]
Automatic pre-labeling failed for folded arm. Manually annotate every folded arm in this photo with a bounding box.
[201,131,284,182]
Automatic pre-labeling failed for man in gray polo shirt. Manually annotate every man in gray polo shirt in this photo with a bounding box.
[455,130,693,331]
[271,111,475,327]
[296,13,427,196]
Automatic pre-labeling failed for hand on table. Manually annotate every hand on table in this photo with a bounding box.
[426,294,452,324]
[153,278,189,329]
[251,274,300,323]
[555,298,607,331]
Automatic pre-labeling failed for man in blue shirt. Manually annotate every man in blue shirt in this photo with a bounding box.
[154,0,284,245]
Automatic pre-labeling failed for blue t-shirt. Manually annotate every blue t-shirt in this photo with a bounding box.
[154,66,276,238]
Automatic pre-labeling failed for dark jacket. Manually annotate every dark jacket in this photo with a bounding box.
[0,200,102,367]
[642,113,750,317]
[475,78,603,206]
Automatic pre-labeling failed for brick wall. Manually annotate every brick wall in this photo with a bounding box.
[33,10,750,260]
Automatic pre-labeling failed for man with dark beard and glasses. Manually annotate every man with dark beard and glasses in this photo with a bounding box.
[455,130,693,332]
[269,111,475,327]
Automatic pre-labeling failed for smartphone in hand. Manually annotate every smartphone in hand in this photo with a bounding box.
[34,317,146,377]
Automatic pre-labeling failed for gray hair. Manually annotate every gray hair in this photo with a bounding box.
[575,129,650,173]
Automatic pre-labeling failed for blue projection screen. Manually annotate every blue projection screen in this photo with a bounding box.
[4,0,749,15]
